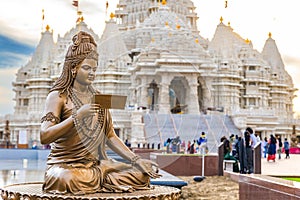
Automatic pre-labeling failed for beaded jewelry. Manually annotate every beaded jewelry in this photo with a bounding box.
[69,86,105,139]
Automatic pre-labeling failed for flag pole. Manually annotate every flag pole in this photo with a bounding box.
[41,9,45,32]
[72,0,80,24]
[106,1,109,17]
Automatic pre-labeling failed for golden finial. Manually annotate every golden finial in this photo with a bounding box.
[45,24,50,31]
[162,0,167,5]
[176,24,181,29]
[80,16,84,22]
[195,38,199,43]
[165,21,169,26]
[268,32,272,38]
[245,38,250,44]
[220,16,223,23]
[110,12,115,19]
[228,22,231,26]
[77,11,82,16]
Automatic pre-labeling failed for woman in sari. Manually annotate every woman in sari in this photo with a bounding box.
[40,31,160,195]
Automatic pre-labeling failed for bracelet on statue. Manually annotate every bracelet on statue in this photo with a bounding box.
[130,155,141,166]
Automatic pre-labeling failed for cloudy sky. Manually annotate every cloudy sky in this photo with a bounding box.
[0,0,300,116]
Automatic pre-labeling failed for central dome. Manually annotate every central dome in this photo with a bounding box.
[142,5,188,31]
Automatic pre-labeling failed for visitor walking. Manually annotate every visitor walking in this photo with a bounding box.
[277,136,283,159]
[262,137,268,158]
[267,134,277,162]
[284,138,290,159]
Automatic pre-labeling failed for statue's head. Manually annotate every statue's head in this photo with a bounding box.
[51,31,99,94]
[65,31,98,72]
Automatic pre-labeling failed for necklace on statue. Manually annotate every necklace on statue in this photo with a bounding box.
[69,87,105,139]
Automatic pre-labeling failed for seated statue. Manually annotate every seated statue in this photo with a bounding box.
[40,31,161,195]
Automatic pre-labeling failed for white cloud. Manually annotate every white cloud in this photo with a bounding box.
[0,67,18,116]
[0,0,118,45]
[0,51,31,68]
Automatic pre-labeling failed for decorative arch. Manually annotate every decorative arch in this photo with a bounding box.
[197,76,211,113]
[169,77,188,113]
[147,80,159,110]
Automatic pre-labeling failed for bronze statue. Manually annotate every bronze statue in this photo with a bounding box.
[40,31,161,195]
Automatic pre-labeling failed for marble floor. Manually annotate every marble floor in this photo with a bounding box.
[0,160,46,187]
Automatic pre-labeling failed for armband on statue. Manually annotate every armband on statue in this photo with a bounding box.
[41,112,60,124]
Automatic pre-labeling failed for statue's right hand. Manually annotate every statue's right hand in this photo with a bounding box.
[76,104,100,119]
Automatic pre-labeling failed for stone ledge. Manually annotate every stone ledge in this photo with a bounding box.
[224,171,300,199]
[0,182,181,200]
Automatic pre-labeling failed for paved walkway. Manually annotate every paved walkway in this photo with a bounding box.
[261,154,300,176]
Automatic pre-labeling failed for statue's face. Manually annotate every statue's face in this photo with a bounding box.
[75,58,97,85]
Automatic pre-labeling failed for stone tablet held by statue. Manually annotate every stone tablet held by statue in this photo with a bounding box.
[93,94,127,109]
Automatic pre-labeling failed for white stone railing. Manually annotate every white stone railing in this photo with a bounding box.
[232,108,275,116]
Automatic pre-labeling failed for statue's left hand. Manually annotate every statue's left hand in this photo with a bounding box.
[135,159,162,179]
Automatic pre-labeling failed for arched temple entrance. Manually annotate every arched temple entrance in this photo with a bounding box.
[169,77,187,114]
[197,77,209,114]
[147,80,159,110]
[198,80,204,113]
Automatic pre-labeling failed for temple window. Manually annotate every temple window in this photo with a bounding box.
[249,66,255,70]
[23,99,29,106]
[249,98,256,106]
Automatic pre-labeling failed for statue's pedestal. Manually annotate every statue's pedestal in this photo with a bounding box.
[1,182,181,200]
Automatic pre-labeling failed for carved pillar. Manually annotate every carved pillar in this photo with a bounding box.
[158,75,171,114]
[202,77,213,109]
[130,111,146,147]
[139,77,149,108]
[187,75,200,114]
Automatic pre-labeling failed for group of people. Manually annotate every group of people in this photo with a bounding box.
[222,127,258,174]
[186,132,208,154]
[163,132,208,154]
[223,127,291,174]
[262,135,290,161]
